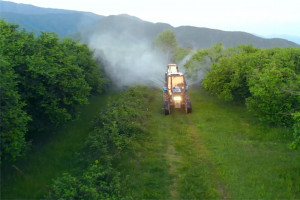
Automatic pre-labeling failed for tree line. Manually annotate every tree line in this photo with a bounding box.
[185,43,300,148]
[0,19,107,162]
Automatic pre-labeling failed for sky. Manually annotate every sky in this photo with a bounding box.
[6,0,300,37]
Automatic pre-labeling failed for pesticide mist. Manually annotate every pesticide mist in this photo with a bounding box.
[86,31,169,88]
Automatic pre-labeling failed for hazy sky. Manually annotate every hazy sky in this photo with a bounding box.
[6,0,300,37]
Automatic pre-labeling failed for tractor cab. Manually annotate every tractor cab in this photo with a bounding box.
[163,64,192,115]
[167,73,186,108]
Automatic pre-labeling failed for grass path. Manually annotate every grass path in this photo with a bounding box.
[119,90,222,199]
[1,94,112,199]
[119,89,300,199]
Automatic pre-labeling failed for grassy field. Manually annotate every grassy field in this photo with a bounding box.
[1,88,300,199]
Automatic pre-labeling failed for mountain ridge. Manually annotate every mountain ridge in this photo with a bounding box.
[0,1,299,48]
[0,0,98,15]
[78,15,299,48]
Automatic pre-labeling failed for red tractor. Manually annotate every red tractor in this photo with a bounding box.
[163,64,192,115]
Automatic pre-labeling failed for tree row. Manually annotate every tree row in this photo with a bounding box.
[0,20,106,162]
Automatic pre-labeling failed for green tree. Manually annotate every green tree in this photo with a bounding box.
[246,49,300,126]
[20,32,91,130]
[202,53,255,102]
[0,56,31,162]
[60,38,107,94]
[0,19,106,161]
[0,20,32,161]
[173,46,192,63]
[200,45,300,130]
[153,30,178,61]
[185,44,258,82]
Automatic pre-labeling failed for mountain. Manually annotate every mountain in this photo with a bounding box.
[78,14,172,41]
[0,1,103,36]
[262,35,300,45]
[173,26,299,48]
[1,1,299,48]
[0,0,84,14]
[79,15,299,48]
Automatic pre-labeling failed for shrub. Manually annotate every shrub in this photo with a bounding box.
[47,86,151,198]
[46,161,121,200]
[85,86,150,164]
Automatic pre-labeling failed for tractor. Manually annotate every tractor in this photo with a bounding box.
[163,64,192,115]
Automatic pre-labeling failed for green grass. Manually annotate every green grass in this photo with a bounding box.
[116,91,172,199]
[188,89,300,199]
[1,94,112,199]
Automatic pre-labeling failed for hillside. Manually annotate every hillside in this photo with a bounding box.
[77,14,300,48]
[1,1,299,48]
[0,1,87,14]
[174,26,299,48]
[0,1,103,36]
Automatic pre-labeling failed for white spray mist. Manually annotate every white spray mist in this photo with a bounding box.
[182,54,211,86]
[86,30,169,88]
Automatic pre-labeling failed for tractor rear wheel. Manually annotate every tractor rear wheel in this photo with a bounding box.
[164,108,170,115]
[185,100,192,114]
[164,101,170,115]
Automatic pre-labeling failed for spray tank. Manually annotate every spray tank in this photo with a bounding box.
[163,64,192,115]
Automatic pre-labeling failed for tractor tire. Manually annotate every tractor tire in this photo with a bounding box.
[185,100,192,114]
[164,108,170,115]
[164,101,170,115]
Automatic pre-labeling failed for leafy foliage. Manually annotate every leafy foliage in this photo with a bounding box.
[0,19,106,161]
[290,112,300,149]
[184,43,258,82]
[153,29,192,63]
[60,38,107,94]
[85,86,150,164]
[0,56,31,162]
[173,46,192,63]
[46,161,121,200]
[19,32,92,129]
[47,86,151,199]
[202,49,259,101]
[246,62,298,125]
[190,44,300,147]
[153,29,178,60]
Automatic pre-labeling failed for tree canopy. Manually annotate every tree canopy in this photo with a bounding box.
[185,43,300,148]
[0,19,106,162]
[153,29,178,61]
[153,29,191,63]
